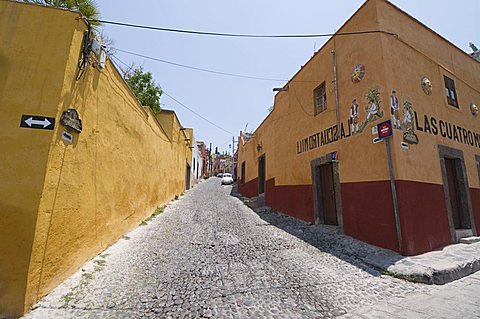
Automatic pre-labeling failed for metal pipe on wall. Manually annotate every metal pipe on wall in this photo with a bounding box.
[331,50,340,140]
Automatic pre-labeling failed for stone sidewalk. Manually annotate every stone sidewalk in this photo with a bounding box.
[339,270,480,319]
[385,241,480,285]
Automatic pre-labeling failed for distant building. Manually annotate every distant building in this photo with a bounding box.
[213,154,233,175]
[195,140,207,179]
[237,0,480,256]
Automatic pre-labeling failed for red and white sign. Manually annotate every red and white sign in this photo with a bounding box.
[377,120,393,139]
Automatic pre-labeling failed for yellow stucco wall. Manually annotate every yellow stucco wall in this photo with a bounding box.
[238,0,480,189]
[377,0,480,187]
[0,2,78,316]
[239,0,391,186]
[0,2,192,317]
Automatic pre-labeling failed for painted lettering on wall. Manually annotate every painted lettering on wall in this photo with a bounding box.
[296,121,353,154]
[296,111,479,155]
[414,112,480,148]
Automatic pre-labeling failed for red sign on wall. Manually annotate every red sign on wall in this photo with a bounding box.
[377,120,393,139]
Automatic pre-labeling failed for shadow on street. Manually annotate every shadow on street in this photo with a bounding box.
[230,183,403,277]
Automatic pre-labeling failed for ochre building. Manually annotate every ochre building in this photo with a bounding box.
[238,0,480,257]
[0,1,193,317]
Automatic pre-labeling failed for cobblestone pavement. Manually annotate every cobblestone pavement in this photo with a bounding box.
[24,178,428,319]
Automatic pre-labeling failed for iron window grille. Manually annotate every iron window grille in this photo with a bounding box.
[444,75,459,108]
[314,82,327,115]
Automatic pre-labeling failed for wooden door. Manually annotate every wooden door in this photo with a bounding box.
[445,158,462,229]
[319,163,337,225]
[258,155,265,194]
[185,162,191,191]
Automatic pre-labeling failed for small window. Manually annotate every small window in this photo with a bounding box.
[241,161,246,184]
[314,82,327,115]
[444,76,458,108]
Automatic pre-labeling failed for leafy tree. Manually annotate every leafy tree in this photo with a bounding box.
[21,0,101,25]
[125,67,163,114]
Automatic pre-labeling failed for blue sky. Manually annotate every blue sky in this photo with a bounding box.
[96,0,479,154]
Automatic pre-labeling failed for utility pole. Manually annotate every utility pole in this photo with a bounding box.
[232,136,235,176]
[386,137,402,254]
[332,50,340,140]
[209,142,212,177]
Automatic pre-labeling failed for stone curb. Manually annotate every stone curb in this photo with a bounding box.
[387,255,480,285]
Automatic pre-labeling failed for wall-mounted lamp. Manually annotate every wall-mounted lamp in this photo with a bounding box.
[273,86,289,92]
[256,143,262,152]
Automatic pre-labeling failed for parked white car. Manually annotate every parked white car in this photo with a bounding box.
[221,173,233,185]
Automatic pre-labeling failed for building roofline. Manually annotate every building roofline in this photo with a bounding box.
[278,0,375,92]
[256,0,477,142]
[160,109,184,127]
[4,0,84,17]
[243,108,276,145]
[277,0,477,94]
[381,0,479,64]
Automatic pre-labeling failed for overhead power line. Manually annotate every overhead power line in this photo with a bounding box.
[110,55,234,135]
[91,19,396,39]
[114,48,295,82]
[162,91,235,136]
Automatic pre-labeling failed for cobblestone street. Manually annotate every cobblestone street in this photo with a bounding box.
[25,178,430,318]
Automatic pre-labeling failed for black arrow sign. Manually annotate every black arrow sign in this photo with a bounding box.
[20,115,55,130]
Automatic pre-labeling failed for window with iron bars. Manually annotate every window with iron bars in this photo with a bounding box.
[314,82,327,115]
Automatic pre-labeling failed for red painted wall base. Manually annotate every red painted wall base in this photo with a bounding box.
[265,178,315,224]
[471,188,480,233]
[395,180,452,255]
[238,177,258,198]
[341,181,399,253]
[239,177,471,256]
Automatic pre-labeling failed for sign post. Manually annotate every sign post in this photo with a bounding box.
[377,120,402,254]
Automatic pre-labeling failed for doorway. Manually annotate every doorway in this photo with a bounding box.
[311,155,342,226]
[438,145,477,242]
[315,163,337,225]
[444,158,464,229]
[185,161,191,191]
[258,155,265,194]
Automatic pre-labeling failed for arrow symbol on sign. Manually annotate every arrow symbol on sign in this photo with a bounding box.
[25,117,51,128]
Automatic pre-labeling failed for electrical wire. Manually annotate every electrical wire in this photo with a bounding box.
[114,48,318,82]
[76,27,92,81]
[162,91,235,136]
[291,84,315,117]
[111,54,235,135]
[110,54,133,74]
[91,19,396,39]
[110,54,128,68]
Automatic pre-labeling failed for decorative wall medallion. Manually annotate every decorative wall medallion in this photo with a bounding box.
[60,108,82,133]
[421,77,432,95]
[402,100,418,144]
[471,102,478,116]
[351,64,365,83]
[390,90,401,129]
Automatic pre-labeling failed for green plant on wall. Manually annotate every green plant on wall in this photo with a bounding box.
[20,0,101,24]
[358,86,384,132]
[125,67,163,114]
[366,87,382,112]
